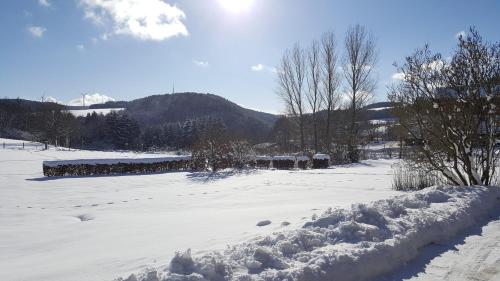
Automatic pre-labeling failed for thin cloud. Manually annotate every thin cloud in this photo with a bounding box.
[77,44,85,51]
[68,93,116,106]
[79,0,189,41]
[193,59,209,68]
[38,0,51,7]
[27,25,47,38]
[251,64,264,71]
[91,33,110,44]
[251,63,276,73]
[44,96,61,104]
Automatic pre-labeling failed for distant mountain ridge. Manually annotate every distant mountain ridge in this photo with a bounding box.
[122,92,278,142]
[0,95,395,143]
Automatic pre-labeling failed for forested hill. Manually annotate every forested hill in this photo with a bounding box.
[122,92,278,142]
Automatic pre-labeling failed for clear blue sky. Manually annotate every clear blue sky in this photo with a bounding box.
[0,0,499,113]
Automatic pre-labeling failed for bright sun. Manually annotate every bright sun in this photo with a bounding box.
[217,0,254,13]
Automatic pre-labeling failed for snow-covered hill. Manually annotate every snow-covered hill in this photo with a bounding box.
[66,108,124,117]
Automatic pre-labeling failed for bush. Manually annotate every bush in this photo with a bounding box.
[392,162,445,191]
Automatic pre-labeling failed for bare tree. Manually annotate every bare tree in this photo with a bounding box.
[320,31,340,152]
[342,24,378,162]
[276,43,307,151]
[306,39,322,152]
[389,28,500,186]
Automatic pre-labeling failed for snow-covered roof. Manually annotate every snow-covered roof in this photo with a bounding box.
[272,156,296,161]
[43,156,191,167]
[313,154,330,160]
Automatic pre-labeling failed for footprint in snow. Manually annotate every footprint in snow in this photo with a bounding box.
[75,214,94,222]
[281,221,291,226]
[107,202,114,205]
[256,220,272,227]
[91,204,99,207]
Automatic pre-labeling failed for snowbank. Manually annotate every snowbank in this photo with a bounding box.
[119,185,500,281]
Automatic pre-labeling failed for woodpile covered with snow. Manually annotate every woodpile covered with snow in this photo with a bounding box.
[42,154,334,177]
[42,157,191,177]
[312,153,330,169]
[296,156,310,169]
[272,156,296,170]
[254,156,272,169]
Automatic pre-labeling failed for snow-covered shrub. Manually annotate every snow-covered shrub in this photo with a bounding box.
[230,141,254,169]
[191,139,233,172]
[329,145,351,165]
[389,28,500,186]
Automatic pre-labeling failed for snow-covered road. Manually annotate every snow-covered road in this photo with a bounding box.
[377,212,500,281]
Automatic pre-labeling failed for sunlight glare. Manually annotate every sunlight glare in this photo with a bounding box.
[217,0,254,14]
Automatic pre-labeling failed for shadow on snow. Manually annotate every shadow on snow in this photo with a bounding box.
[373,208,500,281]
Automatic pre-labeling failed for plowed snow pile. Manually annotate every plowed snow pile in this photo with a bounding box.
[122,185,500,281]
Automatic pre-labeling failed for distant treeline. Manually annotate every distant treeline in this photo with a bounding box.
[0,98,257,151]
[0,95,399,154]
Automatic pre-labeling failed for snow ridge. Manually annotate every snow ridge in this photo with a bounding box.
[118,185,500,281]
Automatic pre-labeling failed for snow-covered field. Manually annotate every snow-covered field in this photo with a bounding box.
[1,138,499,281]
[0,139,400,281]
[138,185,499,281]
[362,141,400,151]
[66,108,124,117]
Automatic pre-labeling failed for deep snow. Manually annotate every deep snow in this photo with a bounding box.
[0,139,401,281]
[1,138,498,281]
[124,185,500,281]
[377,211,500,281]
